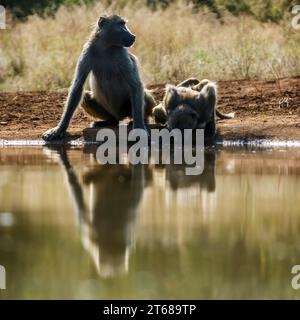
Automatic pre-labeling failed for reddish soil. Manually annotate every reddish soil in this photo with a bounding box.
[0,77,299,141]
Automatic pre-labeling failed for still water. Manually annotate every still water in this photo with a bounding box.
[0,146,299,299]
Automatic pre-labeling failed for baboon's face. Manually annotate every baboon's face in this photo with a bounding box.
[98,15,136,47]
[168,104,198,130]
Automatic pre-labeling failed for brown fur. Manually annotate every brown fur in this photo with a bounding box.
[152,78,234,137]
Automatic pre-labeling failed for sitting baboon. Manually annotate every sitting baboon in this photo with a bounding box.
[152,78,234,136]
[43,15,156,141]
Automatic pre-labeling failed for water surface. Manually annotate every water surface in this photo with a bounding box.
[0,146,300,299]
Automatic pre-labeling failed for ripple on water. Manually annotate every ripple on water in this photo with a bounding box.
[220,139,300,148]
[1,138,300,149]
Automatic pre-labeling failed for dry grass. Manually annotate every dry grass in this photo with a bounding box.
[0,1,300,90]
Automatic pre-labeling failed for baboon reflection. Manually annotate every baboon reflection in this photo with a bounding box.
[47,147,150,278]
[159,150,216,192]
[45,147,216,277]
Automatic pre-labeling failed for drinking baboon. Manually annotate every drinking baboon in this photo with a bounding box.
[152,78,234,136]
[43,15,156,141]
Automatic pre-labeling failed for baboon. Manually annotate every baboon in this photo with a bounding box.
[43,15,156,141]
[152,78,234,136]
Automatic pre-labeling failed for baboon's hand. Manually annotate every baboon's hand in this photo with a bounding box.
[42,126,65,141]
[133,122,147,130]
[152,104,168,125]
[133,124,148,132]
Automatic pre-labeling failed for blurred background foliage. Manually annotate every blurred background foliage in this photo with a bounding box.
[1,0,298,22]
[0,0,299,89]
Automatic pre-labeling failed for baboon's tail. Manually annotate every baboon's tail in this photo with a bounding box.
[216,109,235,119]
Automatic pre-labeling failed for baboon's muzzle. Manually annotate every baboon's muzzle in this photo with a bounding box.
[168,104,199,130]
[124,33,136,47]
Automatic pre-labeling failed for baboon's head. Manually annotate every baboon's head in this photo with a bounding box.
[98,15,136,47]
[168,103,199,130]
[164,85,199,130]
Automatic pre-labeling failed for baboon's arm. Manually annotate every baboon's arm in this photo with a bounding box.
[42,52,91,141]
[58,53,92,131]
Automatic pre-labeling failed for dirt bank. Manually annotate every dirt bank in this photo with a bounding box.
[0,77,299,141]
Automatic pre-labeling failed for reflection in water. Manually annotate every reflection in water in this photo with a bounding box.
[50,147,216,278]
[53,147,150,278]
[165,151,216,191]
[0,146,300,299]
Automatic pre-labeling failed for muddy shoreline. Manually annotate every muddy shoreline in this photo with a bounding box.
[0,77,299,143]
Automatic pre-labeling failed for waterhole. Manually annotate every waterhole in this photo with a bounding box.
[0,146,299,299]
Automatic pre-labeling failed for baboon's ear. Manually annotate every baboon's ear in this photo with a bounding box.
[98,16,107,28]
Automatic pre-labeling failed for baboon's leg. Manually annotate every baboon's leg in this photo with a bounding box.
[152,104,168,125]
[194,80,234,119]
[192,79,210,92]
[81,91,118,127]
[177,78,200,88]
[200,81,217,137]
[204,114,216,138]
[144,90,157,117]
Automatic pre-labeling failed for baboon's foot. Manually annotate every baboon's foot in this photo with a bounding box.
[126,120,150,137]
[133,123,149,133]
[42,126,65,141]
[152,104,168,125]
